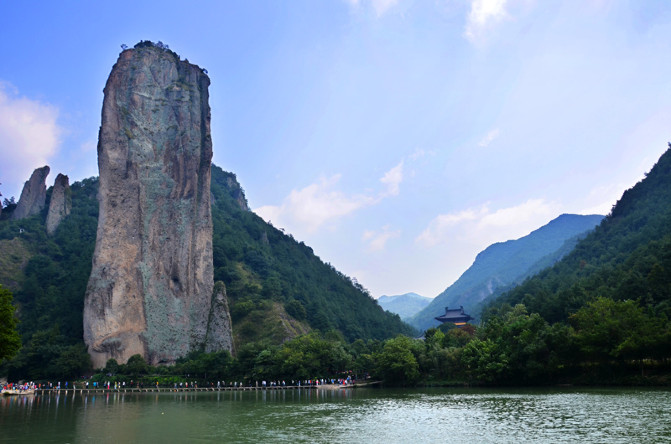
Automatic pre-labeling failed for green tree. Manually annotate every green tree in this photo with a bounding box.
[0,285,21,362]
[373,335,420,385]
[125,354,149,377]
[53,344,91,378]
[460,338,508,384]
[285,299,307,321]
[570,297,667,363]
[479,305,554,383]
[104,358,119,375]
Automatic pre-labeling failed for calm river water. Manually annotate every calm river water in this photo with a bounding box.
[1,387,669,443]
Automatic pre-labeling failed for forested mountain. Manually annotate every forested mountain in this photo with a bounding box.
[378,292,432,321]
[409,214,604,331]
[0,177,98,379]
[487,145,671,324]
[0,165,412,379]
[436,145,671,385]
[209,166,413,345]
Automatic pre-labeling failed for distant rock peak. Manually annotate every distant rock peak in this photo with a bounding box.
[12,166,50,220]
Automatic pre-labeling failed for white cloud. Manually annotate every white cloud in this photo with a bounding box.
[479,198,555,229]
[464,0,509,43]
[416,198,559,248]
[409,148,426,161]
[255,161,405,235]
[577,182,627,217]
[255,174,375,233]
[478,128,500,147]
[415,206,488,247]
[408,148,437,161]
[371,0,399,16]
[0,82,61,197]
[363,225,401,251]
[380,160,404,197]
[344,0,399,17]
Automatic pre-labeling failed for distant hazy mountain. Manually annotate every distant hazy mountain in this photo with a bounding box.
[408,213,604,331]
[378,292,433,320]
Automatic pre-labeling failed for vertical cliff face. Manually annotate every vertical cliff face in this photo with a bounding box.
[12,166,50,220]
[84,44,231,367]
[46,173,71,235]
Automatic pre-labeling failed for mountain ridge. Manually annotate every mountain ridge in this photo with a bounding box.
[378,292,432,320]
[409,213,604,331]
[487,144,671,324]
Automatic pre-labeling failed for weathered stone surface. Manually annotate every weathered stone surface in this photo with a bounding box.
[204,281,234,353]
[46,174,71,235]
[226,176,249,211]
[12,166,50,220]
[84,44,231,367]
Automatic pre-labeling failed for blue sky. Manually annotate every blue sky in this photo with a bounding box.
[1,0,670,299]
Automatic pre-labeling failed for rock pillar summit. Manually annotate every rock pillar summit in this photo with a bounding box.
[84,43,232,367]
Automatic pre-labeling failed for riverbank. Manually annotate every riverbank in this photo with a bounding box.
[29,385,318,395]
[3,387,670,443]
[20,380,385,396]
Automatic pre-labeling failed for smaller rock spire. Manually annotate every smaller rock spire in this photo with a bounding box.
[46,174,72,235]
[12,166,50,220]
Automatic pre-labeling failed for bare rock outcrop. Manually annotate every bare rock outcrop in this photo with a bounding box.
[226,176,249,211]
[46,174,71,235]
[12,166,50,220]
[204,281,234,353]
[84,43,232,367]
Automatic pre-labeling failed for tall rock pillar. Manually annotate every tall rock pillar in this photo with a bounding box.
[84,43,220,367]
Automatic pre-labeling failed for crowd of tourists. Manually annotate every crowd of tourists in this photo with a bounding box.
[2,382,36,392]
[1,376,357,392]
[258,377,354,387]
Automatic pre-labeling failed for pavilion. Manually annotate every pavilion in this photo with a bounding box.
[435,306,472,327]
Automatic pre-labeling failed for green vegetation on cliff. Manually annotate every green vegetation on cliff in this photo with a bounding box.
[0,178,97,379]
[210,165,414,347]
[487,144,671,324]
[5,140,671,385]
[0,285,21,362]
[0,166,412,380]
[85,296,670,388]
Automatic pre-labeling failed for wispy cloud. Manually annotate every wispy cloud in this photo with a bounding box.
[464,0,509,43]
[577,182,628,217]
[416,198,559,248]
[255,161,404,234]
[345,0,400,17]
[478,128,500,147]
[415,206,488,247]
[255,174,375,233]
[0,82,61,197]
[380,160,403,197]
[363,225,401,251]
[409,147,438,161]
